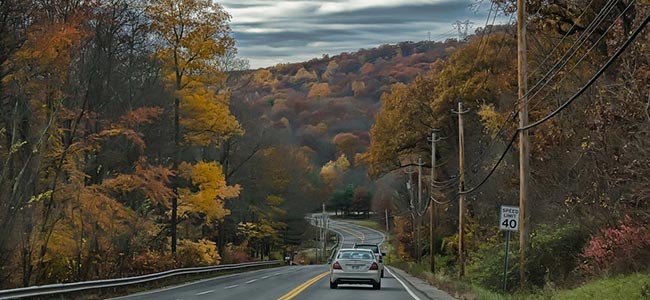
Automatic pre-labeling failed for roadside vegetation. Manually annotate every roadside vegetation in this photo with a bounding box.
[353,218,650,300]
[363,1,650,299]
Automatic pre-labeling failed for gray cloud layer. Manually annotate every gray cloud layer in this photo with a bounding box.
[220,0,508,68]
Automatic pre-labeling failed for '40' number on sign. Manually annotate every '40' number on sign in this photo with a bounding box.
[502,219,517,229]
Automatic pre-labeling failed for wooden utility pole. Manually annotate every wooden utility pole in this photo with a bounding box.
[416,157,423,264]
[323,202,327,262]
[453,102,469,278]
[428,131,441,273]
[404,167,417,259]
[385,209,389,231]
[517,0,530,288]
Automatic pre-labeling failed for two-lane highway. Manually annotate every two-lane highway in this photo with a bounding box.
[328,219,385,247]
[113,219,428,300]
[110,265,328,300]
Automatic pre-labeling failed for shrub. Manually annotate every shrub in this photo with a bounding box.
[176,239,221,267]
[130,250,176,274]
[466,224,588,291]
[527,224,589,287]
[466,233,519,291]
[221,242,250,264]
[580,216,650,276]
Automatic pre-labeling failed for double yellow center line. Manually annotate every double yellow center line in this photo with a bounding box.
[277,271,329,300]
[330,224,365,242]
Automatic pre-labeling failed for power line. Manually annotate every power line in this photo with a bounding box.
[459,10,650,195]
[529,0,637,113]
[462,0,628,185]
[459,2,498,97]
[521,10,650,131]
[520,0,624,111]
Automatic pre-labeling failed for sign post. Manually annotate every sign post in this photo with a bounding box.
[500,206,519,292]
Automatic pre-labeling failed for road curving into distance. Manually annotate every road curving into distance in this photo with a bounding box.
[112,218,428,300]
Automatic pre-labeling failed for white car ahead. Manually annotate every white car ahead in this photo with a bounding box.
[329,248,381,290]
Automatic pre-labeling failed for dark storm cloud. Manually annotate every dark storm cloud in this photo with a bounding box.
[314,2,472,25]
[220,0,508,68]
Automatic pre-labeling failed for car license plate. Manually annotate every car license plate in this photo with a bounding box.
[352,265,359,270]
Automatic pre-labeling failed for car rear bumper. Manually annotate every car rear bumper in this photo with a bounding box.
[330,270,381,284]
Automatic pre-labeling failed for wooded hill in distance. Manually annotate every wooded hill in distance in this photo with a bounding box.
[221,39,462,253]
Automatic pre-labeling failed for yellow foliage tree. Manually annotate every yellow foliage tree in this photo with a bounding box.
[351,80,366,96]
[335,153,350,172]
[332,133,360,165]
[294,67,317,82]
[252,69,278,90]
[320,154,350,187]
[180,88,242,146]
[322,61,339,81]
[147,0,241,252]
[308,82,331,99]
[178,161,240,222]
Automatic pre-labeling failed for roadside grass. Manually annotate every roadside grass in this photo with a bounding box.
[538,273,650,300]
[341,218,650,300]
[392,254,650,300]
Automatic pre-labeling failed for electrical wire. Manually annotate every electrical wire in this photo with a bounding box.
[521,0,626,111]
[529,0,637,113]
[459,1,499,97]
[460,0,627,186]
[527,0,599,78]
[521,9,650,131]
[458,10,650,195]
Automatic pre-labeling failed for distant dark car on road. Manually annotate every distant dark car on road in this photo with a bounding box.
[353,242,385,277]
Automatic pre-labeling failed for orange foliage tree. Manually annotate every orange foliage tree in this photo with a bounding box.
[147,0,241,253]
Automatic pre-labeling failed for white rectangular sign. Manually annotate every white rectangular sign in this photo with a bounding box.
[500,206,520,232]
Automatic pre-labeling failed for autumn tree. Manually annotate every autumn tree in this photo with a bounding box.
[308,82,332,99]
[332,132,362,165]
[146,0,240,253]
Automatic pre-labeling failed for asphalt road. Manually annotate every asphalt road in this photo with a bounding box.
[328,219,386,248]
[111,219,428,300]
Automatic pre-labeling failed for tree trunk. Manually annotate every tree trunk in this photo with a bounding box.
[171,97,180,254]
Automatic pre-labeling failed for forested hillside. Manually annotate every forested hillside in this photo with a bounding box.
[368,1,650,292]
[224,40,460,224]
[0,0,459,289]
[1,0,648,295]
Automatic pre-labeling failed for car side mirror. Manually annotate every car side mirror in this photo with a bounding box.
[381,252,386,257]
[327,258,332,264]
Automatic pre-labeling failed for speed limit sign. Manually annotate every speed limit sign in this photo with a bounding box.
[500,206,519,232]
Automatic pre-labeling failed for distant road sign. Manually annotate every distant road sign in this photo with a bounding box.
[500,206,520,232]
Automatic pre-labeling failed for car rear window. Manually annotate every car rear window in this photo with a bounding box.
[354,245,379,253]
[337,250,374,260]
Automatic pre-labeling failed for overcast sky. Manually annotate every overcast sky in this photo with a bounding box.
[220,0,510,69]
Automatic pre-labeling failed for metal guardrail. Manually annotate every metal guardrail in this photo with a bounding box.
[0,260,280,299]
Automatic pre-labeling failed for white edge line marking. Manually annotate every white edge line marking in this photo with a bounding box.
[245,279,257,284]
[224,284,239,289]
[195,289,214,295]
[386,267,422,300]
[105,266,288,299]
[262,275,270,279]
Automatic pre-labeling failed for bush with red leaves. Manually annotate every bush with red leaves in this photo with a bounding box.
[580,216,650,276]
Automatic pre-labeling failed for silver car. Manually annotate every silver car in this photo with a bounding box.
[353,242,385,278]
[329,248,381,290]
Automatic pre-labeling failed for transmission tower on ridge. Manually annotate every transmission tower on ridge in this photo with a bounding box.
[453,20,473,39]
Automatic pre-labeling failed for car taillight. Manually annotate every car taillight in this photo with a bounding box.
[333,261,342,270]
[369,262,379,270]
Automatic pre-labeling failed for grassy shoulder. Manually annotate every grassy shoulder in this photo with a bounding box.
[340,218,650,300]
